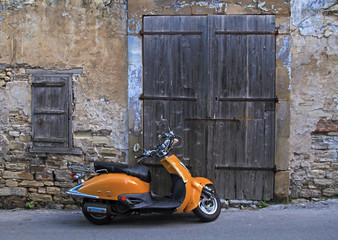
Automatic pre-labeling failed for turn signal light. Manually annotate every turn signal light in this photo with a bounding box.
[121,196,127,201]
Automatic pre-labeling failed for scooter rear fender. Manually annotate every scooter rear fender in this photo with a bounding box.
[67,173,150,200]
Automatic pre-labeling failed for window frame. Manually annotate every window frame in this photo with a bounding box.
[28,69,82,155]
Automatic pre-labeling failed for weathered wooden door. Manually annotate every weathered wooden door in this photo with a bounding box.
[142,15,276,200]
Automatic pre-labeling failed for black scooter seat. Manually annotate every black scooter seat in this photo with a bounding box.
[94,162,151,183]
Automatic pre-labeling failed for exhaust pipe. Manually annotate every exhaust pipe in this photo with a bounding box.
[87,206,107,214]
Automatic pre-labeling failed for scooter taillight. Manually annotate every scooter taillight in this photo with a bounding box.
[72,173,85,184]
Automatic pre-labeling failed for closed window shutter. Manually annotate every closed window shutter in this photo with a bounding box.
[31,75,71,152]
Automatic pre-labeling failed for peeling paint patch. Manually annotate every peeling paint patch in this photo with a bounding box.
[128,36,142,133]
[128,18,141,35]
[258,1,269,12]
[193,0,225,12]
[153,0,227,13]
[291,0,337,38]
[1,0,36,9]
[277,36,291,88]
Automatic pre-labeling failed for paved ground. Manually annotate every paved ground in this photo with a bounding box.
[0,199,337,240]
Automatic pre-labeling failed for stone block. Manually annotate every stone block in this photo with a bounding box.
[93,136,110,144]
[53,169,72,182]
[101,147,120,156]
[47,187,61,195]
[19,180,44,187]
[6,180,19,187]
[323,188,336,197]
[43,181,54,186]
[332,163,338,170]
[35,172,54,181]
[29,188,37,192]
[276,16,290,34]
[5,163,26,171]
[9,142,25,150]
[47,203,64,210]
[54,182,72,188]
[276,101,291,137]
[74,131,93,139]
[19,135,31,142]
[314,179,335,187]
[274,171,290,200]
[38,187,46,194]
[102,156,119,162]
[312,141,329,150]
[9,131,20,137]
[311,162,331,169]
[314,150,337,160]
[29,193,53,202]
[300,189,321,198]
[275,136,290,171]
[63,155,84,163]
[3,171,34,180]
[0,187,27,197]
[309,170,326,178]
[276,67,291,101]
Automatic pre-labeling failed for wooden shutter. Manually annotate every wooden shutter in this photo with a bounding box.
[31,75,72,153]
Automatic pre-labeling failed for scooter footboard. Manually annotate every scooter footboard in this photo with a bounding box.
[181,177,213,213]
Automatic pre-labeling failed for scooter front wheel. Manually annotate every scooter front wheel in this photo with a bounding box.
[193,185,221,222]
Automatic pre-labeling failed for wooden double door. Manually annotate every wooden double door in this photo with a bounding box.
[142,15,276,200]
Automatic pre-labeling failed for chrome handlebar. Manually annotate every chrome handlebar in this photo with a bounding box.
[135,131,180,163]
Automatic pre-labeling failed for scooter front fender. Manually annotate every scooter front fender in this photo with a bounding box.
[177,177,213,213]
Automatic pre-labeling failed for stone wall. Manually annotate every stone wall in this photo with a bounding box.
[290,0,337,200]
[0,0,128,209]
[0,0,336,209]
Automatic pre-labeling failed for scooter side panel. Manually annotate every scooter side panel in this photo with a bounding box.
[78,173,150,200]
[182,177,213,213]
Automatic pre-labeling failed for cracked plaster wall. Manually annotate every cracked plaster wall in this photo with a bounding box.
[0,0,128,209]
[290,0,337,199]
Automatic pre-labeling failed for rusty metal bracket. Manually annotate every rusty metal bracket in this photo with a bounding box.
[215,165,276,172]
[140,30,203,36]
[218,97,279,102]
[186,117,240,122]
[139,93,198,102]
[215,30,278,35]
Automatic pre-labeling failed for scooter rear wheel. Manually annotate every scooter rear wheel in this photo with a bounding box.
[193,185,221,222]
[82,200,113,225]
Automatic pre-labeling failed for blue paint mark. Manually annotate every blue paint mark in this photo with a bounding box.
[128,35,143,132]
[277,36,291,88]
[128,18,141,34]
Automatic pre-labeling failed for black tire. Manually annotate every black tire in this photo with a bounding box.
[82,201,113,225]
[193,185,221,222]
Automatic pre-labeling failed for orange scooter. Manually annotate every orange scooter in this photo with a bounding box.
[67,129,221,224]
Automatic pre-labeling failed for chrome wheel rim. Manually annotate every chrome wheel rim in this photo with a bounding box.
[199,192,218,215]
